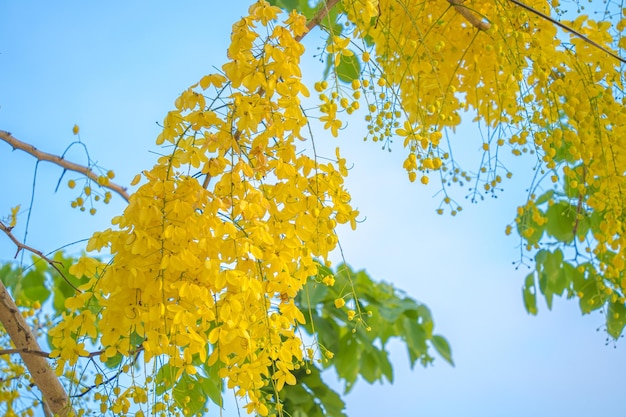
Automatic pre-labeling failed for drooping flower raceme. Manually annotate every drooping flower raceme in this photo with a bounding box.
[51,3,358,415]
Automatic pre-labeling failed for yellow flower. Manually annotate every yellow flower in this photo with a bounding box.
[9,205,20,227]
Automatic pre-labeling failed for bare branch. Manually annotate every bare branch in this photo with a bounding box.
[507,0,626,64]
[0,221,81,293]
[71,345,145,399]
[0,348,51,358]
[0,130,130,202]
[448,0,491,31]
[297,0,342,41]
[0,279,71,417]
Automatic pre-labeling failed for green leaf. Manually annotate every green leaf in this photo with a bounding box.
[200,364,223,406]
[155,364,176,395]
[282,384,311,406]
[173,374,207,416]
[516,209,545,246]
[199,373,222,408]
[315,384,346,417]
[300,280,328,309]
[416,304,434,338]
[378,298,413,322]
[552,134,577,164]
[21,269,51,304]
[268,0,299,10]
[312,314,340,354]
[571,264,605,314]
[545,201,577,243]
[359,349,380,383]
[523,272,538,315]
[377,349,393,383]
[0,263,21,289]
[50,252,90,312]
[336,51,361,83]
[333,336,360,391]
[403,317,427,368]
[284,366,347,417]
[541,249,568,296]
[535,190,555,205]
[606,302,626,339]
[104,352,123,369]
[431,334,454,366]
[323,52,333,80]
[325,2,345,34]
[536,249,567,309]
[267,0,315,18]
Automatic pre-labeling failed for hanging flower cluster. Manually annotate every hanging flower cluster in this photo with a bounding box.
[51,2,358,415]
[338,0,626,323]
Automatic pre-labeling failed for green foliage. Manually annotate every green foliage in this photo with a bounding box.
[144,262,451,417]
[296,263,451,395]
[51,251,90,310]
[607,302,626,339]
[0,252,89,309]
[1,252,447,417]
[274,0,359,84]
[274,366,347,417]
[524,249,572,311]
[518,186,626,338]
[544,201,577,244]
[268,0,315,19]
[173,374,208,416]
[0,256,50,305]
[335,52,361,83]
[523,272,538,315]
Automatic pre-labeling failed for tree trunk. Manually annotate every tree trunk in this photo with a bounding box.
[0,279,70,417]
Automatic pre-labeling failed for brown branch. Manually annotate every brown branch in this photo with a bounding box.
[0,221,81,293]
[0,279,71,417]
[0,348,51,358]
[448,0,491,31]
[72,345,145,399]
[0,130,130,202]
[507,0,626,64]
[298,0,342,41]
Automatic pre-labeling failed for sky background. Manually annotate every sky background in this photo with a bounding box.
[1,2,625,417]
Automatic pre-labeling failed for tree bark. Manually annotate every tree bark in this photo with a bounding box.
[0,279,70,417]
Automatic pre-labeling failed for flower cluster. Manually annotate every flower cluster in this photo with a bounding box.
[51,2,358,415]
[341,0,626,314]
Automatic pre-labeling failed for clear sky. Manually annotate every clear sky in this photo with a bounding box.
[1,2,624,417]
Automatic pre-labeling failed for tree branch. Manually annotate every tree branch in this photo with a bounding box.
[448,0,491,31]
[298,0,342,41]
[507,0,626,64]
[0,221,81,293]
[0,279,71,417]
[0,130,130,202]
[0,348,51,358]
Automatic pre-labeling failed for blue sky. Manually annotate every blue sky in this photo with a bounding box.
[1,2,625,417]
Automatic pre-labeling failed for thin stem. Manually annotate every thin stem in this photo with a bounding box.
[0,221,81,293]
[0,130,130,202]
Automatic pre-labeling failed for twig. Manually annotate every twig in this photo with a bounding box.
[507,0,626,64]
[448,0,491,31]
[0,221,82,293]
[0,130,130,202]
[71,345,145,399]
[298,0,342,41]
[0,348,51,358]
